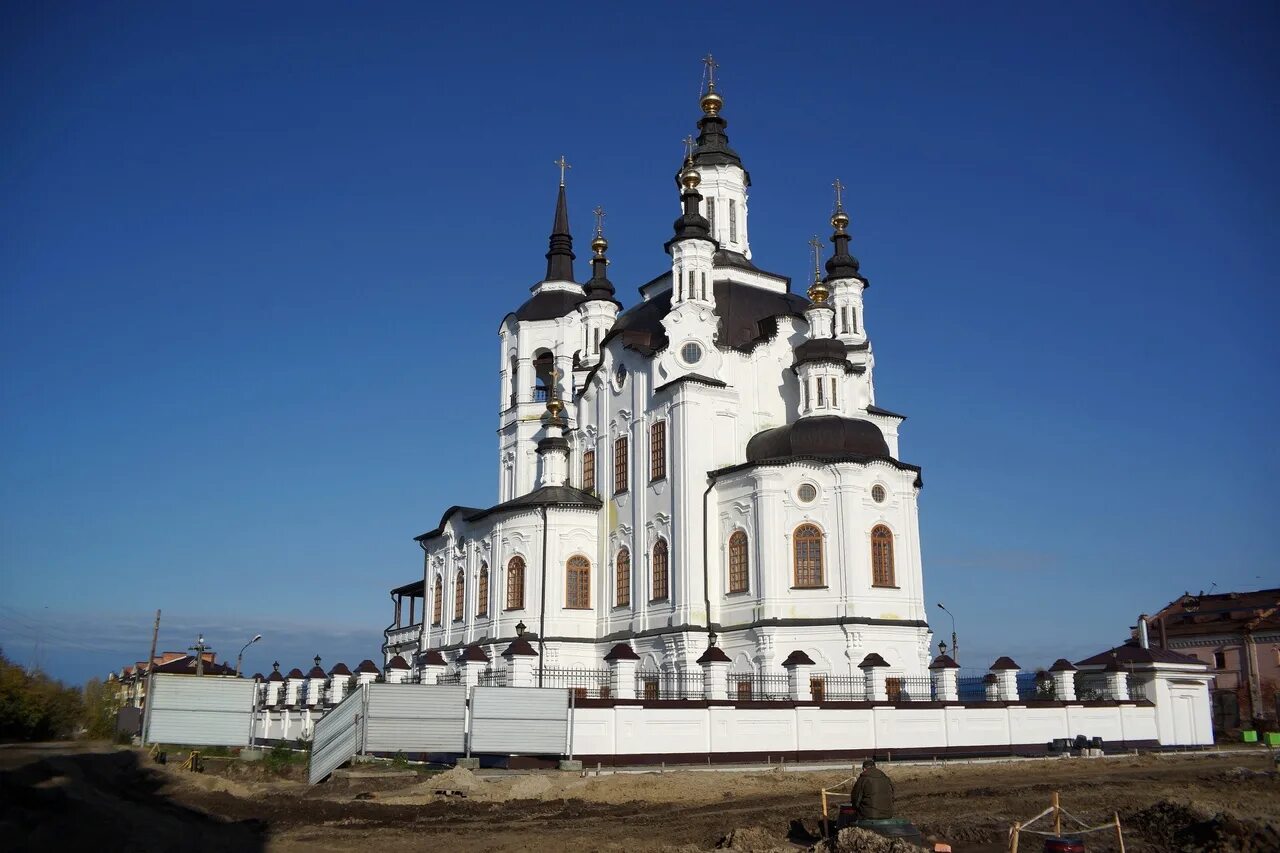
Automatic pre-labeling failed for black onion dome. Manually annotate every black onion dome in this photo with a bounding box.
[746,415,890,463]
[794,337,850,368]
[825,228,864,284]
[674,112,749,182]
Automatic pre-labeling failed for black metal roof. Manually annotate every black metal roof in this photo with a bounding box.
[746,415,890,463]
[414,486,601,542]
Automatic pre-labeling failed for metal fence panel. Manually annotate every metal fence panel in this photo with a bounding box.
[363,683,467,753]
[308,685,365,784]
[470,686,569,755]
[144,674,256,747]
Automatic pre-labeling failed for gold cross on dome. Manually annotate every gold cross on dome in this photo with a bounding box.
[832,178,845,213]
[555,155,572,187]
[702,53,719,91]
[809,235,823,279]
[593,205,606,237]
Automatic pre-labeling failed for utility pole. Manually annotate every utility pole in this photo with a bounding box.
[144,609,160,706]
[189,634,210,676]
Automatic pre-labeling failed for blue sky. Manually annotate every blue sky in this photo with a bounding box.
[2,3,1276,685]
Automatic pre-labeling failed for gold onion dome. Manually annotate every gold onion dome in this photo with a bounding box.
[700,89,723,116]
[682,167,701,189]
[591,234,608,255]
[831,209,850,232]
[546,396,565,419]
[808,280,830,304]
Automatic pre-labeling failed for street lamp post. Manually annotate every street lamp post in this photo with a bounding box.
[235,634,263,677]
[936,603,958,664]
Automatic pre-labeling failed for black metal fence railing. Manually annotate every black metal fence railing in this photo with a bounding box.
[731,672,790,701]
[888,676,934,702]
[478,669,506,687]
[538,666,610,698]
[957,675,989,702]
[818,674,867,701]
[438,670,463,685]
[636,669,704,700]
[1128,677,1147,701]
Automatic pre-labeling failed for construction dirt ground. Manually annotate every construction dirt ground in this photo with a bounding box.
[2,744,1277,852]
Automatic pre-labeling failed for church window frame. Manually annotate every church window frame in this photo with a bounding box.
[728,530,749,594]
[614,436,629,495]
[851,306,858,333]
[453,570,465,622]
[566,555,592,609]
[583,449,596,494]
[432,575,443,626]
[615,547,631,607]
[505,556,525,611]
[650,421,667,482]
[797,482,818,504]
[871,524,896,588]
[729,198,738,243]
[830,377,838,408]
[707,197,716,237]
[793,523,825,588]
[700,271,707,301]
[871,484,886,504]
[841,306,850,334]
[651,537,670,602]
[816,378,825,407]
[477,563,489,618]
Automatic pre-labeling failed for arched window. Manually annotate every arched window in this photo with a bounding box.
[871,525,895,587]
[728,531,749,593]
[793,524,824,588]
[566,556,591,609]
[506,557,525,610]
[477,563,489,617]
[432,576,443,626]
[454,570,465,621]
[652,538,669,601]
[533,349,554,401]
[582,449,596,493]
[615,548,631,607]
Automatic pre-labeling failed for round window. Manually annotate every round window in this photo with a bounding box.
[871,484,886,503]
[680,342,703,366]
[614,363,627,387]
[797,483,817,503]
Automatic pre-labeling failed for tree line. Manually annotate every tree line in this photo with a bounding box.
[0,648,117,741]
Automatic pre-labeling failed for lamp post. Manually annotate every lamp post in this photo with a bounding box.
[936,603,958,664]
[235,634,263,677]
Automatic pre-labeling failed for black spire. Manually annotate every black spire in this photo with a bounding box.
[675,57,749,186]
[544,183,576,282]
[825,180,867,286]
[665,166,713,252]
[583,206,616,302]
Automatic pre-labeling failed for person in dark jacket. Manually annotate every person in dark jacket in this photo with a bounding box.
[850,758,895,820]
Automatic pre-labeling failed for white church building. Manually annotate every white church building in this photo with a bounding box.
[384,71,933,685]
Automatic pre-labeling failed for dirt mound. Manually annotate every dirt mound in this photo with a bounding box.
[716,825,791,852]
[831,827,923,852]
[427,765,482,793]
[1128,800,1280,852]
[507,773,554,800]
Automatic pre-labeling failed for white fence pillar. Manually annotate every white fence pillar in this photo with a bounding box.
[329,669,352,704]
[1049,659,1078,701]
[502,638,538,687]
[458,645,489,688]
[698,643,731,700]
[385,654,412,684]
[604,643,639,699]
[418,649,447,684]
[355,659,381,687]
[859,654,891,702]
[1104,662,1130,700]
[929,654,960,701]
[991,657,1019,701]
[782,650,816,700]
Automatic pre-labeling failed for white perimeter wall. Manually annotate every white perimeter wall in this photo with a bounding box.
[572,703,1167,759]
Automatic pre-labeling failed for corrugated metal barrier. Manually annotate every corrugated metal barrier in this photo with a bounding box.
[469,686,570,755]
[308,685,366,785]
[364,683,467,753]
[143,674,256,747]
